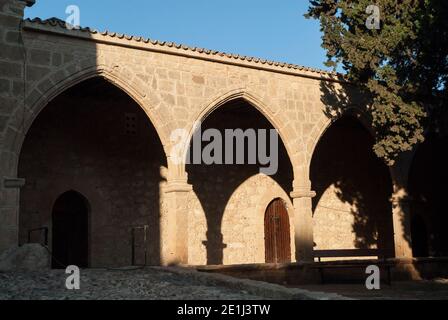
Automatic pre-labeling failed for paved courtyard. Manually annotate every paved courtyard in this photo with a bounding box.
[297,279,448,300]
[2,266,446,300]
[0,267,343,300]
[0,268,262,300]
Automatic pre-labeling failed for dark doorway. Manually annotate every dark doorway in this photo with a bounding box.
[265,199,291,263]
[52,191,89,269]
[411,215,429,257]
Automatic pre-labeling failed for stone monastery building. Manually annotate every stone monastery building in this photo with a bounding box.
[1,0,447,269]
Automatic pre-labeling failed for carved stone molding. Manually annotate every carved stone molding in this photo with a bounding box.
[164,180,193,193]
[290,188,316,199]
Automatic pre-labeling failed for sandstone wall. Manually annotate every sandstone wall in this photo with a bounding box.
[0,3,415,264]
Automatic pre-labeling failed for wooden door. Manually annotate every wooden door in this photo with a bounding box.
[52,191,89,269]
[265,199,291,263]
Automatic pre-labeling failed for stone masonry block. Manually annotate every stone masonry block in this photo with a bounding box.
[0,97,16,114]
[0,61,22,78]
[26,65,50,82]
[0,44,23,61]
[5,30,20,44]
[0,79,10,94]
[29,49,51,66]
[0,115,9,132]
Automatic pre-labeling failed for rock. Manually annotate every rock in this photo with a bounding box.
[0,244,50,272]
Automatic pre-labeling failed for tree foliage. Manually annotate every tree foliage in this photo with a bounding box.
[306,0,448,164]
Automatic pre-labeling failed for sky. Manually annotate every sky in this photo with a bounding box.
[25,0,331,71]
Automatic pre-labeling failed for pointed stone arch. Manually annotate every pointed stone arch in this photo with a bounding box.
[16,71,168,267]
[174,88,298,180]
[309,112,397,258]
[305,107,376,182]
[4,63,170,175]
[183,88,296,265]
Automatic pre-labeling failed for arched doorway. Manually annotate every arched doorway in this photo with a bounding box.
[264,199,291,263]
[52,191,89,269]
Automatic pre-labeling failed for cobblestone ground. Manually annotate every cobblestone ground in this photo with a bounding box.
[0,268,270,300]
[3,267,446,300]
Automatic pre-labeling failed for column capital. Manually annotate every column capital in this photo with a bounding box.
[3,177,26,189]
[165,179,193,193]
[290,188,316,199]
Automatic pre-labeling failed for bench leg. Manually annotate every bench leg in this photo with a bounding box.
[380,266,392,286]
[386,266,392,286]
[319,268,325,284]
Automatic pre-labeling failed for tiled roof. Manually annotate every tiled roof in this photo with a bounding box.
[24,17,344,80]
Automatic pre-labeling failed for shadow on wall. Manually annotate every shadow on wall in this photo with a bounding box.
[409,134,448,257]
[312,81,395,256]
[317,78,448,260]
[19,77,167,268]
[186,99,294,265]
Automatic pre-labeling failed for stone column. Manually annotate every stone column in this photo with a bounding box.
[290,180,316,262]
[161,175,192,266]
[0,0,34,253]
[391,189,413,259]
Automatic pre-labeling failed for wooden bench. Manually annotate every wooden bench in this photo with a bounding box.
[312,249,393,285]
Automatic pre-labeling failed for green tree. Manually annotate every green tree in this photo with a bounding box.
[306,0,448,164]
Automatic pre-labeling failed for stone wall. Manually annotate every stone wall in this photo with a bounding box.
[0,0,417,265]
[4,17,328,266]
